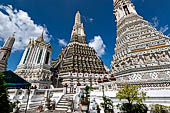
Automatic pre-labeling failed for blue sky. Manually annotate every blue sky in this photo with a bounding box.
[0,0,170,71]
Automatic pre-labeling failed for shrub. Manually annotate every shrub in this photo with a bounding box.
[0,72,10,113]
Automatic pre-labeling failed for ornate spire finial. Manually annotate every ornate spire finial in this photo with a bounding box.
[75,10,81,25]
[12,32,15,38]
[36,30,45,42]
[28,38,32,45]
[41,29,44,37]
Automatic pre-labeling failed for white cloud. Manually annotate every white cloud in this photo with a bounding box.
[159,25,169,33]
[151,16,159,28]
[168,33,170,37]
[0,5,50,51]
[150,16,169,34]
[58,39,67,47]
[83,16,94,23]
[89,36,106,57]
[89,18,94,22]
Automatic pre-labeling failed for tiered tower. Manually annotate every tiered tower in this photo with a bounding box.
[111,0,170,83]
[0,34,15,72]
[52,11,108,86]
[15,32,52,88]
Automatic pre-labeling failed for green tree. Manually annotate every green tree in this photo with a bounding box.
[116,84,148,113]
[152,104,168,113]
[0,72,10,113]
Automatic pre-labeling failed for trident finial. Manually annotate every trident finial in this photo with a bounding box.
[12,32,16,38]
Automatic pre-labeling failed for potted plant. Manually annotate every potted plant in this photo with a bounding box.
[100,96,114,113]
[80,99,89,111]
[11,100,20,113]
[80,86,93,111]
[45,96,51,110]
[36,102,43,112]
[45,90,52,110]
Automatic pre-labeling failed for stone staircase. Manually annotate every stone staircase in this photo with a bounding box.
[55,93,74,111]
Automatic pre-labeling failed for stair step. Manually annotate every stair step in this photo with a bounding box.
[58,103,69,105]
[55,94,74,111]
[61,98,68,101]
[55,108,68,111]
[63,96,73,98]
[65,95,74,96]
[57,104,69,107]
[56,106,68,108]
[56,106,68,109]
[59,100,68,103]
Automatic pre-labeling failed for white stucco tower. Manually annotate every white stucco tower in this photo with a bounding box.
[0,34,15,72]
[111,0,170,83]
[15,32,52,88]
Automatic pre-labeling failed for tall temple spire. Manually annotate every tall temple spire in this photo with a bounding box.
[113,0,137,22]
[70,11,86,44]
[0,34,15,72]
[36,30,45,42]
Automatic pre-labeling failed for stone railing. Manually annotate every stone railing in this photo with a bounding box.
[8,88,64,110]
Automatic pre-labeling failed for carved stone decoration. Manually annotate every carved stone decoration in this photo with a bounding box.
[111,0,170,83]
[158,72,167,78]
[166,71,170,78]
[149,72,158,79]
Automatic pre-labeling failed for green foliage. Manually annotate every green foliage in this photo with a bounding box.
[80,86,93,105]
[116,84,148,113]
[100,96,113,110]
[152,104,169,113]
[0,72,10,113]
[10,100,20,108]
[116,84,146,104]
[9,100,20,112]
[133,104,148,113]
[84,85,93,98]
[119,103,148,113]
